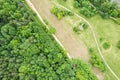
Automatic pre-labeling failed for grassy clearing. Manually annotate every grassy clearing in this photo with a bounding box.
[54,0,120,80]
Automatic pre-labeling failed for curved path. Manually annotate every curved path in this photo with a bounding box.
[55,3,120,80]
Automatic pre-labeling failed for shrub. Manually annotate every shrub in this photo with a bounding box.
[50,7,59,15]
[103,41,110,49]
[117,40,120,49]
[90,54,106,72]
[99,37,104,42]
[50,7,73,20]
[43,19,49,25]
[57,12,63,20]
[73,1,80,8]
[79,22,88,30]
[73,26,80,34]
[48,27,56,34]
[89,48,95,53]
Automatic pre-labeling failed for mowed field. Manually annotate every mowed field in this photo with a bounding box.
[55,0,120,79]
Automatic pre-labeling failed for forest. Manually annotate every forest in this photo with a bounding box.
[74,0,120,24]
[0,0,98,80]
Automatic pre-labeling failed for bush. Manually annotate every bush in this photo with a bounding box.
[80,22,88,30]
[90,54,106,72]
[89,47,106,72]
[80,7,95,18]
[99,37,104,42]
[89,48,95,53]
[73,26,80,34]
[50,7,74,20]
[117,40,120,49]
[73,1,80,8]
[50,7,59,15]
[83,24,88,30]
[43,19,49,25]
[103,41,111,49]
[48,27,56,34]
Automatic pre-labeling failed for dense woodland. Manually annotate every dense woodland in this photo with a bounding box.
[0,0,98,80]
[74,0,120,23]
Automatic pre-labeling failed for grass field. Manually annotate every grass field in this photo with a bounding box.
[54,0,120,80]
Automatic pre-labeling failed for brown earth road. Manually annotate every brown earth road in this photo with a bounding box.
[29,0,89,62]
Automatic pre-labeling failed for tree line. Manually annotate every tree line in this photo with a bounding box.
[73,0,120,24]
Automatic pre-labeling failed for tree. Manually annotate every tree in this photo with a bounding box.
[73,1,80,8]
[102,41,111,50]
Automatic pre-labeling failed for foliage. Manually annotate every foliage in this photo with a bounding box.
[103,41,111,50]
[71,59,98,80]
[0,0,97,80]
[117,40,120,49]
[73,26,80,34]
[89,48,95,53]
[43,18,49,25]
[51,7,74,19]
[63,0,67,2]
[80,22,88,30]
[89,48,106,72]
[73,1,80,8]
[73,22,88,34]
[74,0,97,18]
[90,54,106,72]
[48,26,56,34]
[73,0,120,21]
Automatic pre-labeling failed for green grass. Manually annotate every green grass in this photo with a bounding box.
[53,0,120,80]
[88,15,120,78]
